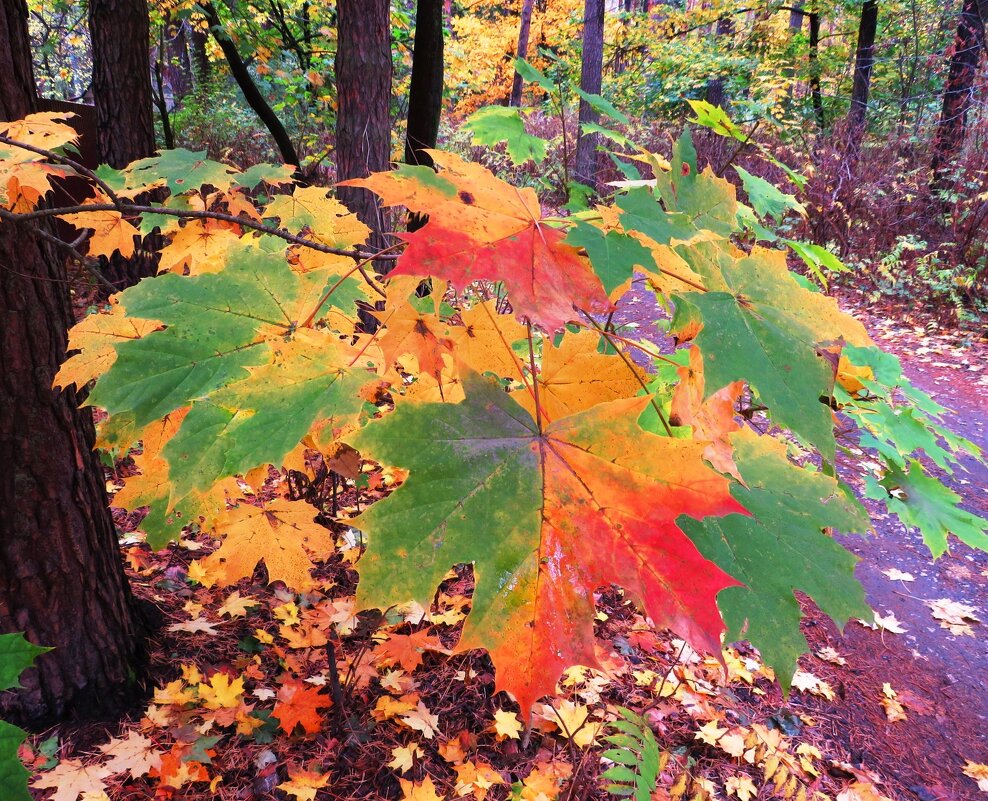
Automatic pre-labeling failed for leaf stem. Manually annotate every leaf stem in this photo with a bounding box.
[526,323,545,433]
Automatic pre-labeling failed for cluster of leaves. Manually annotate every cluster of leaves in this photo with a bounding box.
[1,102,985,743]
[0,633,49,800]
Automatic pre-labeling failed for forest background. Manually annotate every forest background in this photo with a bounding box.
[1,0,986,800]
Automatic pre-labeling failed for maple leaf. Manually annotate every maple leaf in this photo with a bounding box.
[278,766,331,801]
[445,300,527,380]
[60,206,139,259]
[98,731,162,779]
[880,683,907,722]
[376,293,455,386]
[264,186,368,244]
[963,761,988,792]
[217,590,259,618]
[0,112,79,151]
[273,678,331,735]
[197,495,334,590]
[399,775,445,801]
[492,709,524,740]
[351,372,744,712]
[0,720,30,801]
[926,597,979,636]
[374,630,448,672]
[156,218,241,275]
[400,701,442,739]
[453,761,505,800]
[514,330,645,424]
[668,346,743,478]
[673,245,872,459]
[680,429,870,688]
[725,775,758,801]
[167,617,220,636]
[198,672,245,709]
[0,632,49,690]
[32,759,112,801]
[345,151,611,331]
[53,299,162,392]
[388,743,423,773]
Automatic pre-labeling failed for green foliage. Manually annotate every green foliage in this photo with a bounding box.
[601,708,665,801]
[464,106,547,165]
[0,633,50,801]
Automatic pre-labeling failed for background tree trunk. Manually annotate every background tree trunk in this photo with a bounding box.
[930,0,986,187]
[201,1,300,167]
[404,0,444,169]
[189,20,212,90]
[574,0,605,189]
[809,8,825,129]
[88,0,156,168]
[705,16,735,108]
[509,0,536,107]
[335,0,392,253]
[847,0,879,154]
[0,0,144,728]
[404,0,445,235]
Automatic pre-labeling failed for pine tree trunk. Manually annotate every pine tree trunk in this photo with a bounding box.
[0,0,144,728]
[509,0,536,107]
[846,0,878,155]
[88,0,156,168]
[336,0,392,253]
[574,0,605,189]
[930,0,986,188]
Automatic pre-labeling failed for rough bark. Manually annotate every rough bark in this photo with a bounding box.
[930,0,986,187]
[88,0,156,168]
[201,1,300,167]
[509,0,536,107]
[0,0,144,728]
[574,0,605,189]
[336,0,392,252]
[847,0,879,154]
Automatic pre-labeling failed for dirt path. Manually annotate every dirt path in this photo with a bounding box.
[613,282,988,800]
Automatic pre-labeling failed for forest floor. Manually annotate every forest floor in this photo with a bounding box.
[22,280,987,801]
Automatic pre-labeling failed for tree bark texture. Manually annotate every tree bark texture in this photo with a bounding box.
[574,0,605,188]
[88,0,156,169]
[336,0,393,253]
[847,0,878,152]
[202,2,300,167]
[509,0,536,107]
[0,0,144,727]
[930,0,986,185]
[404,0,445,169]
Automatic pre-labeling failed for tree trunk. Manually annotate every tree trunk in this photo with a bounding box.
[88,0,156,168]
[930,0,986,187]
[336,0,392,253]
[574,0,605,189]
[847,0,878,154]
[509,0,536,107]
[0,0,144,728]
[404,0,445,235]
[189,20,211,90]
[809,9,825,129]
[201,1,300,167]
[404,0,444,169]
[705,16,735,108]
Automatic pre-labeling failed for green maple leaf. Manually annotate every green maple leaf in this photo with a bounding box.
[126,148,240,194]
[89,238,363,429]
[0,632,49,691]
[673,245,871,459]
[865,460,988,557]
[680,430,870,687]
[463,106,546,165]
[351,372,744,712]
[565,220,657,295]
[0,721,30,801]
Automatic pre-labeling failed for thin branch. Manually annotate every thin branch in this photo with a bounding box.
[581,312,674,437]
[0,134,122,205]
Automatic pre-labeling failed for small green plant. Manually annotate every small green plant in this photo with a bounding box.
[601,707,665,801]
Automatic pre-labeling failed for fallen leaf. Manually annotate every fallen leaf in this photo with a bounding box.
[273,678,331,735]
[880,683,907,722]
[98,731,162,779]
[32,760,112,801]
[492,709,524,740]
[399,774,444,801]
[400,701,441,739]
[962,761,988,792]
[881,568,915,582]
[926,598,980,636]
[278,767,331,801]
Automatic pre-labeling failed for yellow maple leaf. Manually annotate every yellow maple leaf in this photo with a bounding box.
[60,206,139,259]
[725,774,758,801]
[963,761,988,791]
[492,709,524,740]
[98,731,162,779]
[445,301,526,380]
[400,701,441,739]
[399,775,445,801]
[880,683,907,722]
[198,672,245,710]
[198,495,334,590]
[453,761,505,800]
[157,218,241,274]
[32,759,112,801]
[514,329,644,424]
[0,111,79,151]
[54,299,162,391]
[387,743,423,773]
[540,699,601,747]
[216,590,259,618]
[278,767,331,801]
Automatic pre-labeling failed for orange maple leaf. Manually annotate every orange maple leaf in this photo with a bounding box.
[273,678,331,735]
